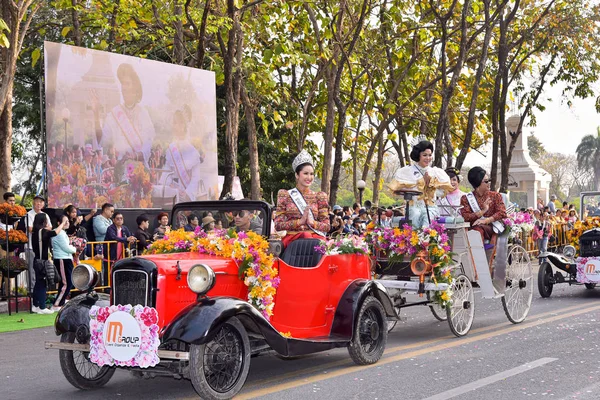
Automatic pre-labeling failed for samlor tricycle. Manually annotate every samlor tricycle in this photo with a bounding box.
[373,190,533,336]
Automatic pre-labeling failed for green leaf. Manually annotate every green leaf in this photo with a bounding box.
[61,26,72,37]
[31,48,41,68]
[0,35,9,49]
[99,40,109,50]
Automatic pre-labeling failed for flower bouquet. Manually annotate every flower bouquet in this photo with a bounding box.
[503,212,534,243]
[0,229,28,244]
[0,203,26,224]
[0,255,28,278]
[315,235,369,255]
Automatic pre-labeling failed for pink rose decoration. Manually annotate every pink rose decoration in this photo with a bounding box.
[97,307,110,323]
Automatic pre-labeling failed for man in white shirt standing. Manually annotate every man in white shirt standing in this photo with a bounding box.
[27,195,51,245]
[547,195,557,214]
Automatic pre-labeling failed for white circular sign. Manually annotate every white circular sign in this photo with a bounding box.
[102,311,142,361]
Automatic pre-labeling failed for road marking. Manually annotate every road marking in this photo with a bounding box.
[422,357,558,400]
[236,303,600,399]
[241,302,586,391]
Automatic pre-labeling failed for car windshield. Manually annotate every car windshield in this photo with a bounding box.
[172,204,269,236]
[582,193,600,219]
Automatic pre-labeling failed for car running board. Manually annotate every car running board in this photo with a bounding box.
[378,279,449,292]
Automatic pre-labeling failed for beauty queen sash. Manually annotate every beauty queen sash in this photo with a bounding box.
[466,192,505,234]
[288,188,326,237]
[111,105,144,155]
[168,144,191,187]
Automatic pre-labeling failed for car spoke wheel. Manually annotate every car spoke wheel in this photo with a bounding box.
[537,262,554,298]
[190,317,250,400]
[348,296,387,365]
[446,274,475,337]
[502,245,533,324]
[59,331,115,390]
[427,291,447,321]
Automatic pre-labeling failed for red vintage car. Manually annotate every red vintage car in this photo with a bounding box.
[46,200,394,399]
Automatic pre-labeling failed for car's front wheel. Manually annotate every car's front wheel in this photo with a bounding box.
[348,296,387,365]
[59,331,115,390]
[189,317,251,400]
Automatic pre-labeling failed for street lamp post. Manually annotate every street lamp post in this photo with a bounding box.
[61,108,71,150]
[357,179,366,207]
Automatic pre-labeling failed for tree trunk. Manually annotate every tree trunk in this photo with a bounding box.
[321,65,336,194]
[240,87,261,200]
[373,135,385,205]
[219,1,243,199]
[174,1,184,64]
[71,0,83,46]
[0,99,12,194]
[329,105,346,206]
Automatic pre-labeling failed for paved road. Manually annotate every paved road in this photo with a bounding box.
[1,280,599,400]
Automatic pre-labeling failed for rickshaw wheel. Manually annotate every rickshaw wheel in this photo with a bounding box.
[502,245,533,324]
[348,296,387,365]
[189,317,250,400]
[446,274,475,337]
[427,291,447,321]
[585,283,597,290]
[537,262,554,298]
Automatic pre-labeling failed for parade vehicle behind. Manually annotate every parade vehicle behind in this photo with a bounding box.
[371,190,533,336]
[45,200,395,400]
[538,191,600,297]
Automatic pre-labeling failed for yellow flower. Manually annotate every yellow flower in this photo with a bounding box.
[441,291,450,302]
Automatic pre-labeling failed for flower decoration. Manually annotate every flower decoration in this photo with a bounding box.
[503,211,534,241]
[365,221,454,306]
[0,229,28,244]
[89,305,160,368]
[0,203,26,218]
[568,217,600,252]
[146,228,279,320]
[0,255,27,274]
[315,235,369,255]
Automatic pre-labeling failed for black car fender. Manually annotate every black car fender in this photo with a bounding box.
[54,292,110,336]
[330,279,395,340]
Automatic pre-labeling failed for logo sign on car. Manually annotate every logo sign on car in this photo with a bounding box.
[102,311,142,361]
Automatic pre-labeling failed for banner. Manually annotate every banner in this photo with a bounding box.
[44,42,218,209]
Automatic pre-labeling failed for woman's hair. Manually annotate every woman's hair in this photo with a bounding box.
[136,215,149,226]
[467,167,486,188]
[33,213,49,232]
[56,214,69,227]
[117,63,143,103]
[445,167,461,182]
[569,210,576,216]
[295,162,313,175]
[410,140,434,163]
[157,212,169,221]
[64,205,77,218]
[189,214,199,223]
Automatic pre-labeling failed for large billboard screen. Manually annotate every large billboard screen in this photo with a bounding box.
[44,42,218,209]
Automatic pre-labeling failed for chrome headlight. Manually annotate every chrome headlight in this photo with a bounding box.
[187,264,216,295]
[563,245,576,259]
[72,264,99,292]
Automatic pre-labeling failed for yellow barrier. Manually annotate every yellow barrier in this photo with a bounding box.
[47,240,136,295]
[514,221,572,258]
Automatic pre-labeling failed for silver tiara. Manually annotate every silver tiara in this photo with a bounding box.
[292,150,314,172]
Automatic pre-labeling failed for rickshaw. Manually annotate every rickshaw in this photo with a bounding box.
[376,190,534,336]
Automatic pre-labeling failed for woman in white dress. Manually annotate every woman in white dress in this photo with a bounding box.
[437,167,466,216]
[165,107,205,201]
[388,141,453,228]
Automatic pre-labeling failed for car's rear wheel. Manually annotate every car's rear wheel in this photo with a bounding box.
[585,283,597,290]
[59,331,115,390]
[189,317,250,400]
[348,296,387,365]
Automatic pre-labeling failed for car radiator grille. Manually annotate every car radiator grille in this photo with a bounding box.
[113,270,149,306]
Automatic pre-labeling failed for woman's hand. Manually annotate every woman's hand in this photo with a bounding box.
[482,198,491,214]
[423,172,431,187]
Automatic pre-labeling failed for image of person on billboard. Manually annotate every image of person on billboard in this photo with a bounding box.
[165,105,206,201]
[91,63,155,166]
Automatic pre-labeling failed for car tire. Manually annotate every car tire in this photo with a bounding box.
[59,331,115,390]
[585,283,596,290]
[537,262,554,298]
[348,296,387,365]
[189,317,251,400]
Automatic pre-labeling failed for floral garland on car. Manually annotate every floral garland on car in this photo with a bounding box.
[145,228,279,320]
[365,221,454,306]
[568,217,600,253]
[89,304,160,368]
[315,235,369,255]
